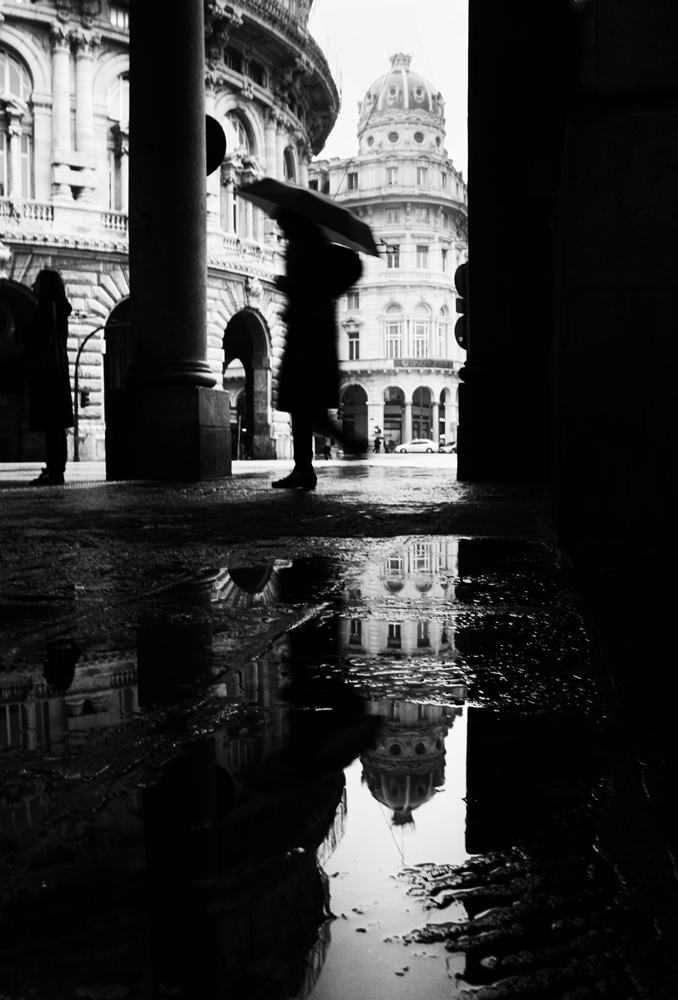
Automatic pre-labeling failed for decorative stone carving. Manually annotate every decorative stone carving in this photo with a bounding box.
[70,29,102,54]
[50,23,71,50]
[238,79,255,101]
[81,0,101,29]
[55,0,72,24]
[204,1,243,64]
[245,276,263,306]
[0,240,12,280]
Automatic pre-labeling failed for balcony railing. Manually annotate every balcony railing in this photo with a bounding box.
[0,199,55,223]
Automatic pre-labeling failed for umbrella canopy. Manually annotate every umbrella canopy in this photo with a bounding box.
[237,178,380,257]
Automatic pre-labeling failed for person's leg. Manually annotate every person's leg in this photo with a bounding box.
[44,424,67,482]
[272,409,316,489]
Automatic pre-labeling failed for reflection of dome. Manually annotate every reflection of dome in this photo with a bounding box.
[364,764,444,826]
[359,53,444,124]
[385,578,404,592]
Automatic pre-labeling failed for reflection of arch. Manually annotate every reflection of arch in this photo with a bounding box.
[104,298,131,393]
[340,383,368,453]
[222,309,273,460]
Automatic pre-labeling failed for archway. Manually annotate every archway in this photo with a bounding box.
[412,386,432,439]
[439,387,451,445]
[383,385,405,449]
[340,383,368,453]
[222,309,273,460]
[103,297,132,475]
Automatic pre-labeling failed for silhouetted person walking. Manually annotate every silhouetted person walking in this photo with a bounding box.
[22,269,73,485]
[272,210,362,490]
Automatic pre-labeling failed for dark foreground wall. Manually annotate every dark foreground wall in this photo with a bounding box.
[462,0,678,553]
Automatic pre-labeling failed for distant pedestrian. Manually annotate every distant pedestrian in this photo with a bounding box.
[22,269,73,486]
[272,210,362,490]
[373,435,381,454]
[322,436,333,460]
[387,439,396,454]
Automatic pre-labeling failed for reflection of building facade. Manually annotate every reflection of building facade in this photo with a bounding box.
[0,0,339,463]
[309,54,468,451]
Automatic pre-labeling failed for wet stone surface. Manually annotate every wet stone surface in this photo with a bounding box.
[0,468,676,999]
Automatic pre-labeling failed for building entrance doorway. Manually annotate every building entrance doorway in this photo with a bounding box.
[412,386,432,439]
[223,310,273,460]
[341,384,368,453]
[383,385,405,448]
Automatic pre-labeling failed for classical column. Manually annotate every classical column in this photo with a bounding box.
[431,401,440,443]
[264,111,278,179]
[112,122,129,211]
[6,115,23,200]
[403,400,413,443]
[72,31,99,155]
[50,25,72,199]
[117,0,230,480]
[276,121,287,181]
[204,76,221,230]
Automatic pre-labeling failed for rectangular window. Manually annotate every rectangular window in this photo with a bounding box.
[417,621,430,648]
[388,556,403,575]
[387,623,402,648]
[441,248,448,272]
[224,48,243,72]
[386,166,398,186]
[413,324,429,358]
[347,291,360,310]
[441,212,449,228]
[416,207,430,224]
[348,329,360,360]
[386,244,400,269]
[347,172,358,190]
[349,619,363,645]
[441,171,447,189]
[416,245,429,269]
[417,166,429,186]
[110,6,129,29]
[308,179,319,190]
[437,323,446,356]
[386,324,402,358]
[385,207,400,224]
[414,543,431,573]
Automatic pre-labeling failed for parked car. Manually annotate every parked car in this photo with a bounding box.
[439,441,457,454]
[394,438,437,453]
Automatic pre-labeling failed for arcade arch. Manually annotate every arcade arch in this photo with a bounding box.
[340,383,368,452]
[222,309,273,460]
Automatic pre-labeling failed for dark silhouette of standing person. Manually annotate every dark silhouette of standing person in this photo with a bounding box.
[272,210,362,490]
[22,269,73,485]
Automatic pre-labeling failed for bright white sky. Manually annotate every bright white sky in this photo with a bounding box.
[307,0,468,176]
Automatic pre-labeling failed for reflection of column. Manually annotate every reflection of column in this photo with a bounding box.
[403,400,413,442]
[431,401,439,443]
[50,26,72,199]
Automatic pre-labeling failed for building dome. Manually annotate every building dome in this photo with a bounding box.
[359,53,444,125]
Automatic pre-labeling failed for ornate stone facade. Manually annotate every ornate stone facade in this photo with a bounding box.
[0,0,339,462]
[310,54,468,451]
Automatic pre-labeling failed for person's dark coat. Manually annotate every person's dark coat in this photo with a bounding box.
[276,221,362,413]
[23,292,74,431]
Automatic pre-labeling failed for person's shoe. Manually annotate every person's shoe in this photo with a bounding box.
[30,468,65,486]
[271,471,317,490]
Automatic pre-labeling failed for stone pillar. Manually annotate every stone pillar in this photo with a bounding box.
[403,400,413,443]
[276,122,287,181]
[264,112,278,179]
[115,0,230,480]
[205,79,221,230]
[252,358,275,459]
[72,32,97,154]
[6,117,23,200]
[299,151,309,187]
[431,401,440,443]
[50,25,72,199]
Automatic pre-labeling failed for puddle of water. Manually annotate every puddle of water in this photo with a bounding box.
[0,536,605,998]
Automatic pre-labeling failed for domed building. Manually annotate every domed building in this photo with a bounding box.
[0,0,339,464]
[309,53,468,451]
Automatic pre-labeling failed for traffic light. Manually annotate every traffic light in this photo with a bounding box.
[80,390,90,408]
[454,261,469,350]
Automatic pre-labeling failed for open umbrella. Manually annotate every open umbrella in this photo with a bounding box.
[237,178,380,257]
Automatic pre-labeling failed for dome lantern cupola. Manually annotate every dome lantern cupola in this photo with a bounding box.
[358,53,446,153]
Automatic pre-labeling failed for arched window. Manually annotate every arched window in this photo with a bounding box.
[384,304,403,359]
[107,73,129,211]
[437,306,449,358]
[413,304,430,359]
[224,112,250,155]
[283,147,296,183]
[0,47,33,200]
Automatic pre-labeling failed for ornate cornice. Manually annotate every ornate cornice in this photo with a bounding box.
[70,28,102,54]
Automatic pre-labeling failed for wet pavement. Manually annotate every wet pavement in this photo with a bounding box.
[0,461,676,999]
